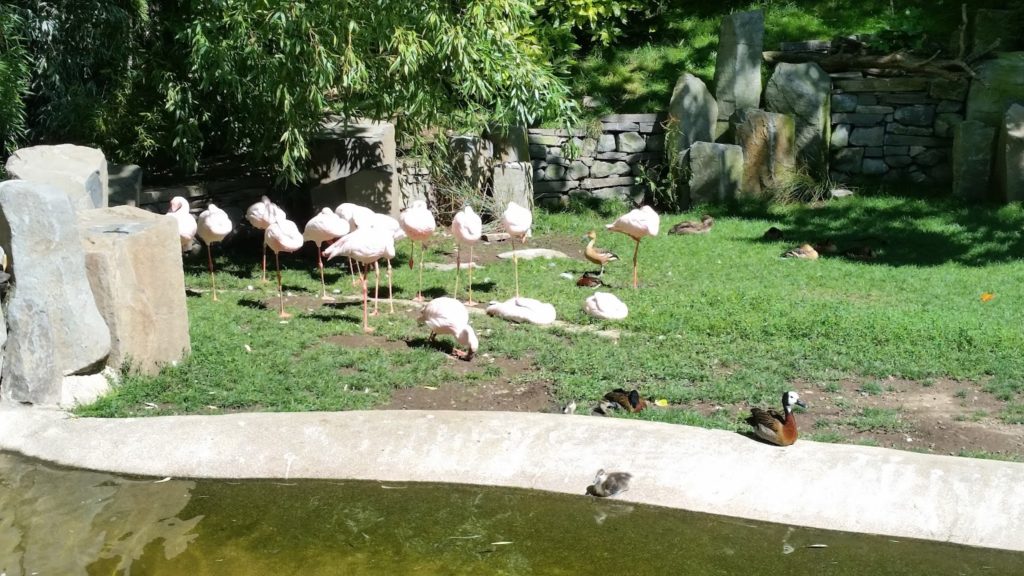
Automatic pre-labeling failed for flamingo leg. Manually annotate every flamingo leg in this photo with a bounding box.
[276,251,291,319]
[261,243,268,283]
[349,257,359,287]
[453,244,462,299]
[467,244,476,306]
[387,258,394,314]
[360,263,373,333]
[370,261,381,316]
[415,241,425,302]
[207,243,219,302]
[317,242,334,301]
[632,238,640,290]
[512,236,521,301]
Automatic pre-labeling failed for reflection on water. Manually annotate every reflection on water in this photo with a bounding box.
[0,451,1021,575]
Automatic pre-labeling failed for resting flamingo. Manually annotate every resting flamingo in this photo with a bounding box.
[264,211,305,319]
[501,201,532,300]
[303,208,351,300]
[452,205,483,305]
[606,205,660,289]
[196,203,233,301]
[166,196,197,252]
[399,200,437,301]
[246,196,284,282]
[418,296,478,360]
[323,226,395,333]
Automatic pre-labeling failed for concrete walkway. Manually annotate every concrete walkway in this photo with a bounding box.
[1,406,1022,552]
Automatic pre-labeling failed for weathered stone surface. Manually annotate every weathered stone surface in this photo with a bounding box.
[765,62,831,176]
[569,137,598,157]
[601,113,662,124]
[831,124,851,149]
[0,181,111,405]
[967,53,1024,127]
[645,134,665,152]
[996,104,1024,202]
[952,120,996,201]
[679,142,744,204]
[78,206,190,374]
[850,126,885,147]
[566,161,590,180]
[887,124,934,136]
[855,105,895,114]
[856,94,878,106]
[667,73,717,152]
[937,100,963,113]
[108,163,141,207]
[533,180,579,194]
[884,146,909,156]
[487,126,530,162]
[590,161,632,178]
[492,162,533,214]
[833,78,930,92]
[878,92,932,105]
[448,135,494,196]
[580,176,636,190]
[831,113,886,126]
[571,185,644,202]
[617,132,646,153]
[862,158,889,175]
[713,10,764,121]
[542,164,566,180]
[929,78,969,101]
[934,113,965,137]
[5,144,109,210]
[832,148,864,172]
[863,147,884,158]
[885,155,913,168]
[914,149,947,167]
[884,134,944,147]
[894,105,935,127]
[831,93,857,113]
[730,109,796,195]
[527,134,562,146]
[597,134,616,152]
[309,117,396,183]
[528,144,547,158]
[310,166,400,218]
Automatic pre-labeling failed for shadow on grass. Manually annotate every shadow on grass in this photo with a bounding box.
[716,192,1024,268]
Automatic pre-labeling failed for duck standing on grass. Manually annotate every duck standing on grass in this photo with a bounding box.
[583,230,618,277]
[746,391,807,446]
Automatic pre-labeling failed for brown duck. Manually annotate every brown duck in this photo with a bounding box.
[782,244,819,260]
[583,230,619,276]
[746,391,807,446]
[669,214,714,235]
[577,272,605,288]
[762,226,785,241]
[603,388,648,413]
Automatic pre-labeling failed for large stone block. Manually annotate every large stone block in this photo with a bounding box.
[308,117,396,184]
[78,206,191,374]
[952,121,996,201]
[5,144,109,210]
[765,62,831,177]
[730,109,796,196]
[967,53,1024,127]
[492,162,534,216]
[679,142,744,205]
[996,104,1024,203]
[487,126,530,162]
[0,181,111,405]
[449,135,494,195]
[107,163,142,207]
[667,73,718,154]
[713,10,765,121]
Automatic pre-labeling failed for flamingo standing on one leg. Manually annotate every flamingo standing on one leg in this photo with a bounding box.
[246,196,284,282]
[451,205,482,305]
[264,211,305,319]
[501,201,532,301]
[196,203,234,301]
[335,202,375,286]
[356,212,404,315]
[606,205,660,289]
[303,207,351,300]
[167,196,198,252]
[399,200,436,302]
[323,226,395,333]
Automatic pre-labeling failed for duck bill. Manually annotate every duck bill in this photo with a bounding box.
[796,399,808,409]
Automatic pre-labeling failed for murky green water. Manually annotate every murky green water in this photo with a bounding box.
[0,451,1020,575]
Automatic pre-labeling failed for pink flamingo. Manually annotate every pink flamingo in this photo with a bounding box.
[451,205,482,305]
[335,202,375,286]
[418,297,478,360]
[196,203,233,301]
[246,196,284,282]
[357,212,404,314]
[399,200,436,301]
[501,201,532,300]
[264,211,304,319]
[323,226,395,333]
[303,207,351,301]
[167,196,198,252]
[606,205,660,289]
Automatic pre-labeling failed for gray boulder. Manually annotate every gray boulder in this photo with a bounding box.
[0,181,111,406]
[679,142,745,205]
[765,62,831,177]
[78,206,191,375]
[996,104,1024,203]
[667,73,717,153]
[5,144,109,210]
[966,53,1024,127]
[487,126,530,162]
[730,109,796,196]
[713,10,765,124]
[952,120,996,202]
[492,162,534,216]
[107,162,142,207]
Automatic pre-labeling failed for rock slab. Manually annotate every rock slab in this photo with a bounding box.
[730,109,796,196]
[5,144,109,210]
[765,62,831,176]
[952,120,996,201]
[996,104,1024,203]
[680,142,745,205]
[0,181,111,405]
[667,73,718,154]
[78,206,191,375]
[713,10,765,122]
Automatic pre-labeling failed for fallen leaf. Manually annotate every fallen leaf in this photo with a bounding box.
[980,292,995,302]
[654,399,669,407]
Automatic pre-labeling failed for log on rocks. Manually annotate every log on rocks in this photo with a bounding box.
[762,50,977,80]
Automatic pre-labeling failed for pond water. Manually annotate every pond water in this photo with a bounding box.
[0,451,1020,575]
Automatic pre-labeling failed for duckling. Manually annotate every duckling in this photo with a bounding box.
[844,244,877,260]
[583,230,619,276]
[812,239,838,255]
[586,469,632,497]
[746,390,807,446]
[782,244,819,260]
[762,226,785,241]
[603,388,648,413]
[577,272,605,288]
[668,214,714,235]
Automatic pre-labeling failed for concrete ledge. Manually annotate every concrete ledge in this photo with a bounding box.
[1,407,1021,551]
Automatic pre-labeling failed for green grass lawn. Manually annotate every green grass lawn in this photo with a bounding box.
[79,193,1024,438]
